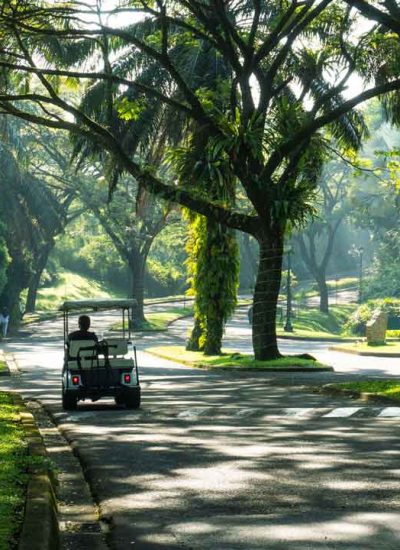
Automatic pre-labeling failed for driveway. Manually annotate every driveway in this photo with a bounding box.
[1,309,400,549]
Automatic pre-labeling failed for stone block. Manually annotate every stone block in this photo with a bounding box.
[366,310,387,345]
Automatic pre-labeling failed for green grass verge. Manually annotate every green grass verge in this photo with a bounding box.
[326,380,400,402]
[277,305,356,339]
[146,345,331,370]
[113,307,193,332]
[0,392,27,550]
[0,360,8,373]
[331,341,400,356]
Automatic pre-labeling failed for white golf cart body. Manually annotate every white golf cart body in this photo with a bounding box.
[61,299,140,410]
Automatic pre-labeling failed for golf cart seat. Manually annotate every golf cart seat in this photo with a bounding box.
[102,338,128,356]
[103,338,134,369]
[68,340,97,359]
[67,338,134,370]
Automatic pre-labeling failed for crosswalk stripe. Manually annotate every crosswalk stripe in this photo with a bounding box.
[322,407,362,418]
[377,407,400,417]
[157,406,400,420]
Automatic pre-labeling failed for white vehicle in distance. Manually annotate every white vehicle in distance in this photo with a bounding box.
[60,299,140,411]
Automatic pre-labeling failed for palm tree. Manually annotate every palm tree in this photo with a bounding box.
[0,1,398,358]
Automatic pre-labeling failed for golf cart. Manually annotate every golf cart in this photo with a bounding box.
[61,299,140,411]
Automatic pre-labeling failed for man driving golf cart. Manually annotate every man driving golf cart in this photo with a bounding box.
[68,314,98,343]
[61,299,140,411]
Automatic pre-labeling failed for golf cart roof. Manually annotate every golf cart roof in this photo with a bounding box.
[60,299,137,312]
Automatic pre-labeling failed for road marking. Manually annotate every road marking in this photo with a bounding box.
[162,406,400,420]
[322,407,362,418]
[378,407,400,417]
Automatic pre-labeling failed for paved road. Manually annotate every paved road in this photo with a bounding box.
[1,310,400,549]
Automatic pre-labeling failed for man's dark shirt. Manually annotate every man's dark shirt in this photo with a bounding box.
[68,330,98,342]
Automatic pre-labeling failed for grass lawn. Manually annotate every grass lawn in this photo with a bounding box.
[113,307,193,332]
[296,277,358,298]
[331,341,400,356]
[0,360,8,373]
[0,392,27,550]
[146,345,332,370]
[25,271,122,312]
[325,380,400,402]
[277,305,356,339]
[326,276,358,290]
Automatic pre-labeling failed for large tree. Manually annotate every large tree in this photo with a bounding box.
[0,142,66,319]
[294,159,352,313]
[1,1,400,358]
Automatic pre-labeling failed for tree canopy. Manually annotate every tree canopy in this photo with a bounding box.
[0,0,399,357]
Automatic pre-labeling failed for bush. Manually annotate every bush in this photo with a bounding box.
[145,258,186,297]
[343,298,400,335]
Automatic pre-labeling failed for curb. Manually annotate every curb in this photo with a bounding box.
[146,348,334,372]
[0,349,10,376]
[196,364,334,373]
[329,345,400,357]
[12,394,60,550]
[317,385,400,405]
[278,334,356,342]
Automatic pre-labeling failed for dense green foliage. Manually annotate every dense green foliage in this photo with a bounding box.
[185,213,239,354]
[364,229,400,299]
[51,211,188,299]
[146,221,188,296]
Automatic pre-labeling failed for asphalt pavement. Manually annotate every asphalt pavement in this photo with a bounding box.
[1,308,400,549]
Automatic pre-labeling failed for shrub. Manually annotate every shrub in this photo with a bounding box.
[344,298,400,335]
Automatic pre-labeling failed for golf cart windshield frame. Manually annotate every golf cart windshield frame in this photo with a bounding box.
[60,299,136,342]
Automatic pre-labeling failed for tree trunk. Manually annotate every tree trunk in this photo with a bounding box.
[25,270,41,314]
[252,228,285,360]
[25,243,53,313]
[316,272,329,313]
[129,246,148,328]
[0,254,31,327]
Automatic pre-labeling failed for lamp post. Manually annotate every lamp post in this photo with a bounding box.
[358,246,364,304]
[284,246,293,332]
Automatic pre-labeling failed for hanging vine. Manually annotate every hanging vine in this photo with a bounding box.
[173,129,240,355]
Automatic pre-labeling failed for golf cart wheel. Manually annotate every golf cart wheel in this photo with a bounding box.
[124,388,141,409]
[114,395,125,407]
[62,389,78,411]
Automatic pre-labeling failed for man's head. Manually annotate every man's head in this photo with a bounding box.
[78,315,91,331]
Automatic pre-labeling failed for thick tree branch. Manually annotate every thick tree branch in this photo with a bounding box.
[264,78,400,179]
[0,95,257,235]
[0,60,193,117]
[344,0,400,34]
